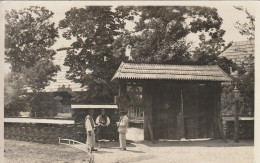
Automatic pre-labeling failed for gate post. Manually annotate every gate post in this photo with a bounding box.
[233,86,240,142]
[118,80,127,112]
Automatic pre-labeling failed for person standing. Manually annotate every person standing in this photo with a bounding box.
[85,109,97,151]
[111,110,120,141]
[117,109,129,151]
[96,109,110,140]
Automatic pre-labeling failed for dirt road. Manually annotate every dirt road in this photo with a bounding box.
[4,128,254,163]
[5,139,253,163]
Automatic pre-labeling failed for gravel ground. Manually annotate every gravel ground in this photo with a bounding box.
[4,128,254,163]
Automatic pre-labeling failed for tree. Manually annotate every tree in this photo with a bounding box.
[22,60,61,117]
[193,35,238,74]
[127,6,225,65]
[59,6,131,103]
[60,6,230,103]
[4,72,29,117]
[5,6,60,117]
[4,60,60,117]
[221,7,255,117]
[234,6,255,40]
[22,59,60,93]
[5,6,58,72]
[234,7,254,116]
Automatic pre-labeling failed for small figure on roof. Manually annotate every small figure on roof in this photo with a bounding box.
[85,109,98,151]
[117,109,129,151]
[96,109,110,140]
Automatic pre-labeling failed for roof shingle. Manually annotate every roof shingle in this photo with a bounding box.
[44,51,87,92]
[111,62,231,82]
[219,40,254,64]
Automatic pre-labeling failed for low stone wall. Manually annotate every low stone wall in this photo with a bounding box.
[4,118,86,144]
[225,120,254,139]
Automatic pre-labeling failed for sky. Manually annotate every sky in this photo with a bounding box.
[1,1,256,74]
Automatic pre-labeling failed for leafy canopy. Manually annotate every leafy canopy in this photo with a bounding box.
[60,6,231,103]
[5,6,60,117]
[128,6,225,65]
[221,7,255,116]
[5,6,59,72]
[59,6,132,103]
[234,6,255,40]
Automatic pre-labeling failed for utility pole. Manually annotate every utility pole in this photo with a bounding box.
[233,86,240,142]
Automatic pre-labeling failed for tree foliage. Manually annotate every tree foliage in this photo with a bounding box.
[234,7,254,116]
[234,6,255,40]
[60,6,230,103]
[5,6,60,117]
[235,55,254,116]
[128,6,225,65]
[221,7,255,116]
[29,93,62,117]
[59,6,132,103]
[4,72,29,117]
[22,59,60,93]
[5,6,58,72]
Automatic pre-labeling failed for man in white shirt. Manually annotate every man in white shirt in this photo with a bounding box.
[96,109,110,140]
[85,109,97,151]
[117,109,129,151]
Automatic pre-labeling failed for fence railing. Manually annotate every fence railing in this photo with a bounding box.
[4,118,74,124]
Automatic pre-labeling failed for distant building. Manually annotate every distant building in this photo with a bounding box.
[219,40,254,71]
[44,51,87,116]
[220,40,255,139]
[44,51,86,92]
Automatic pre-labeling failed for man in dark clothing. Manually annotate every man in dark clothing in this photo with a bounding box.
[95,109,110,140]
[111,110,120,141]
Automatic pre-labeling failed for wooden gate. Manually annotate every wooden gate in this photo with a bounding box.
[183,86,199,139]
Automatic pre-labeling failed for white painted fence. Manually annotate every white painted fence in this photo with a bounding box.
[4,118,74,124]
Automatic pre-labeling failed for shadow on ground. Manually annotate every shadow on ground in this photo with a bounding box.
[134,139,254,148]
[98,141,137,148]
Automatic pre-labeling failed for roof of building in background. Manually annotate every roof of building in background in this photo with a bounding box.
[111,62,232,82]
[71,104,118,109]
[219,40,254,66]
[44,51,87,92]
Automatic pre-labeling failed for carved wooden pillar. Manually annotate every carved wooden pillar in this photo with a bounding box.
[118,80,127,112]
[233,86,240,142]
[213,83,223,139]
[143,81,153,141]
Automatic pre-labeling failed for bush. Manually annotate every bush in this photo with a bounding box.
[29,93,62,118]
[4,96,28,117]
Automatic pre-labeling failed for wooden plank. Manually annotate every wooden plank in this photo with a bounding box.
[143,81,150,140]
[119,80,127,97]
[143,81,155,141]
[71,105,118,109]
[148,120,154,143]
[119,80,127,112]
[177,114,184,139]
[194,85,199,138]
[183,85,198,139]
[213,83,224,139]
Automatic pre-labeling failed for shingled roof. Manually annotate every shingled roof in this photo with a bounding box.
[219,40,254,66]
[44,51,87,92]
[111,62,231,82]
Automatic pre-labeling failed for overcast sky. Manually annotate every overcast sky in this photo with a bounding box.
[1,1,256,74]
